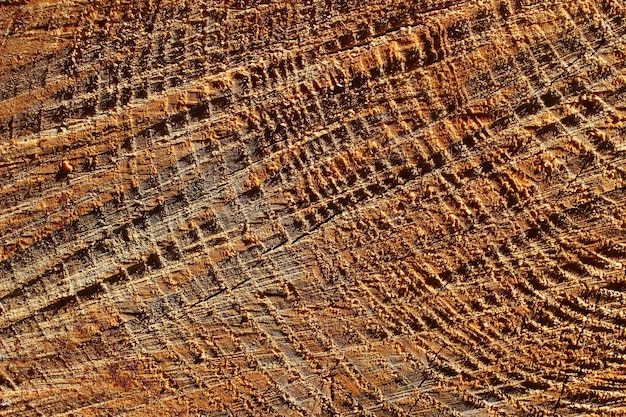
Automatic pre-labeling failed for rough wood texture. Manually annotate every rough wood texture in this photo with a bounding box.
[1,1,626,416]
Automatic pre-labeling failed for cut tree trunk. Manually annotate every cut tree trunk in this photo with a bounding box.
[1,1,626,416]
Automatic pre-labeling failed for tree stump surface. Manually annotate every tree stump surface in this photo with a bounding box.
[1,1,626,416]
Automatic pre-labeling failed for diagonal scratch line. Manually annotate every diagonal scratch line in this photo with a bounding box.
[408,347,447,414]
[555,153,594,204]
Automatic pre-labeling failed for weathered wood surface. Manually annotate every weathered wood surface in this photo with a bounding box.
[1,1,626,415]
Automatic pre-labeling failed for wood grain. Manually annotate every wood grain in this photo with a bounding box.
[1,1,626,415]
